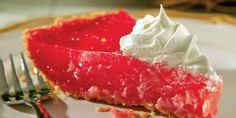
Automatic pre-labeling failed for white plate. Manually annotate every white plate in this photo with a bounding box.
[0,14,236,118]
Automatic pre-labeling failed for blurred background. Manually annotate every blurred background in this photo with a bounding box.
[0,0,236,28]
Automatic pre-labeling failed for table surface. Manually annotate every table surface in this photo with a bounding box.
[0,0,150,28]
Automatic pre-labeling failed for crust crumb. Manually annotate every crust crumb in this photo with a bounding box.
[96,107,152,118]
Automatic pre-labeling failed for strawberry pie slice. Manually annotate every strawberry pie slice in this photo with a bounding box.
[24,7,223,118]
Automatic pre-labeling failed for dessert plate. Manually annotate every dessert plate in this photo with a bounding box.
[0,10,236,118]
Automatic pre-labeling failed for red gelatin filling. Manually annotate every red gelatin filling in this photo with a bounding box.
[25,10,222,118]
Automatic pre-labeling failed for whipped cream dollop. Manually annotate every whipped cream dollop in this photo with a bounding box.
[120,6,217,77]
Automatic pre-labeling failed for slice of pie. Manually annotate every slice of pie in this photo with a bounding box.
[24,7,223,118]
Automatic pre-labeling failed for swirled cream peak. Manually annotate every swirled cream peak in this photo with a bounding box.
[120,6,216,75]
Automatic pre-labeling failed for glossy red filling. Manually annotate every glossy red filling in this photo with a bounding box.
[27,10,134,52]
[25,10,222,118]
